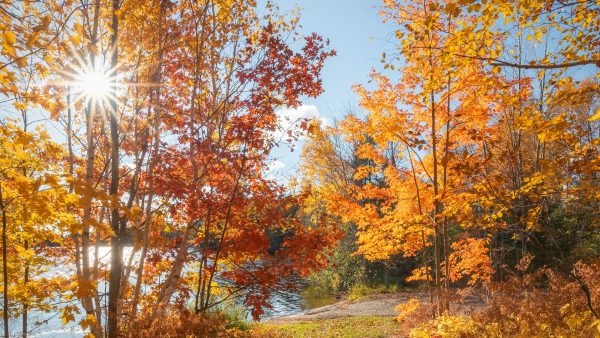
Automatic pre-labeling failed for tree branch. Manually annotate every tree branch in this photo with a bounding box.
[491,59,600,70]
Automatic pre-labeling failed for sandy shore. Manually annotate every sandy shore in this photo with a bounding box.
[266,293,426,323]
[267,292,485,323]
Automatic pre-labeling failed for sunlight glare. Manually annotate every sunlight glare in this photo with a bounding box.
[79,69,112,100]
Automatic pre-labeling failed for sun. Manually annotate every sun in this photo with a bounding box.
[72,62,115,109]
[55,48,155,112]
[53,52,117,110]
[79,69,112,101]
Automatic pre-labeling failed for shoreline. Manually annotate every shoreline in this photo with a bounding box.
[266,290,486,323]
[266,292,427,323]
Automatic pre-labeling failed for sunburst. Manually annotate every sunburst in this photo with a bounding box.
[78,67,112,103]
[52,49,118,115]
[50,47,159,121]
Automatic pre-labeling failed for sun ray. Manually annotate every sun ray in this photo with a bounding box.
[46,48,118,115]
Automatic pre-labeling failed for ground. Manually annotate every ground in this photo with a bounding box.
[257,294,409,337]
[267,294,415,322]
[258,316,399,338]
[258,291,486,337]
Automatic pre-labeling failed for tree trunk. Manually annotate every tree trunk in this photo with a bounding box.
[441,76,452,314]
[21,116,29,338]
[204,155,246,310]
[423,0,443,315]
[21,242,29,338]
[430,85,442,316]
[107,0,122,335]
[131,0,166,318]
[152,225,192,316]
[1,182,9,338]
[408,150,434,313]
[80,0,104,335]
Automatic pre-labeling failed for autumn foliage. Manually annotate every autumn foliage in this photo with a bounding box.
[1,0,600,337]
[1,0,335,337]
[300,0,600,335]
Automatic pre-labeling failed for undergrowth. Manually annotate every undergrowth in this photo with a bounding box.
[396,260,600,337]
[347,283,399,302]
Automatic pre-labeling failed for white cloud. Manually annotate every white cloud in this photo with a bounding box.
[319,116,332,128]
[268,159,286,171]
[267,105,332,185]
[276,105,331,139]
[277,104,318,129]
[265,159,288,181]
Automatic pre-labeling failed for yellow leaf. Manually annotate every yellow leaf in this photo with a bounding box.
[2,31,16,45]
[589,107,600,121]
[395,298,420,321]
[80,314,96,330]
[535,30,543,43]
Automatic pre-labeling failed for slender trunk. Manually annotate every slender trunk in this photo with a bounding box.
[81,94,100,337]
[131,198,154,318]
[130,1,167,316]
[21,242,29,338]
[204,155,246,310]
[107,0,122,335]
[197,246,207,312]
[195,213,211,313]
[423,0,442,315]
[107,119,122,336]
[442,77,451,313]
[119,134,148,301]
[93,205,106,329]
[408,151,434,310]
[21,116,29,337]
[428,79,442,315]
[81,0,103,335]
[1,183,9,338]
[67,88,83,278]
[151,3,204,316]
[430,87,442,316]
[194,254,206,313]
[198,250,208,312]
[187,15,205,312]
[152,225,193,315]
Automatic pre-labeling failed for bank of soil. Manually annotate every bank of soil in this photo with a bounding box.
[267,292,485,323]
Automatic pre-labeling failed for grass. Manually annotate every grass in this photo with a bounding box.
[256,316,398,338]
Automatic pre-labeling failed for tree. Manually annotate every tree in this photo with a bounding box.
[141,0,335,320]
[2,0,335,335]
[300,120,363,292]
[298,0,599,323]
[327,0,505,314]
[0,124,70,338]
[442,0,600,70]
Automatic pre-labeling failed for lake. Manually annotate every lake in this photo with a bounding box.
[6,247,336,337]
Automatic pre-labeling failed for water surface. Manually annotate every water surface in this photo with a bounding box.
[8,247,336,336]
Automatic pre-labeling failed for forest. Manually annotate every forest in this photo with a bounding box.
[0,0,599,337]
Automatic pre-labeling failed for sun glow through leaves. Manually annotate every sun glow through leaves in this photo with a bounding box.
[52,51,118,112]
[79,69,111,101]
[70,61,116,111]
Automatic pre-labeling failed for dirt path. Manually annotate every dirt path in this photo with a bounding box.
[267,292,486,323]
[266,293,428,323]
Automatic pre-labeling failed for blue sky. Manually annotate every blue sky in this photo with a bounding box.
[265,0,393,181]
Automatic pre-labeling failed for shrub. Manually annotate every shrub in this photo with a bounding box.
[215,301,252,331]
[400,260,600,337]
[409,315,478,338]
[348,283,374,302]
[125,307,255,338]
[346,282,399,302]
[375,283,399,294]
